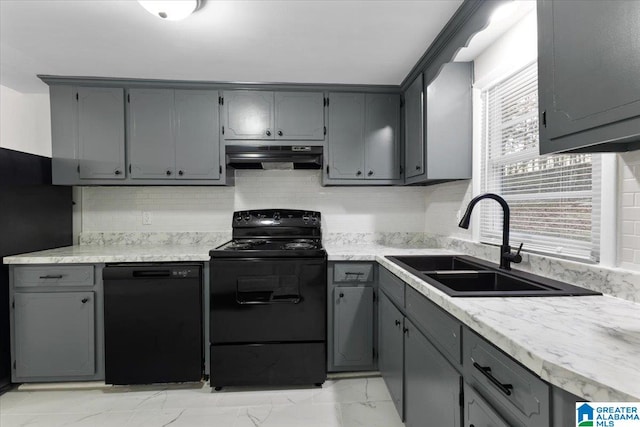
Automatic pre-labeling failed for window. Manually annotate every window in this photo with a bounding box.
[480,62,601,261]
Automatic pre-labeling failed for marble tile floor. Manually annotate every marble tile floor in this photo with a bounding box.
[0,376,404,427]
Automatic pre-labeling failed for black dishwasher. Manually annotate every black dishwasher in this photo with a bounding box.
[103,263,202,385]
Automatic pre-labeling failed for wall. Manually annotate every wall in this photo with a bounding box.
[620,150,640,269]
[424,10,640,272]
[0,85,51,157]
[80,170,429,235]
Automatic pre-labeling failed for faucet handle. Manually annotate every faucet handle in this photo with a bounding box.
[512,242,523,263]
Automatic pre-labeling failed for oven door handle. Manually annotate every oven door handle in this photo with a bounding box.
[237,297,302,305]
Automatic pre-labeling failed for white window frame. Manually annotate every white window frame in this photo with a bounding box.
[472,63,617,265]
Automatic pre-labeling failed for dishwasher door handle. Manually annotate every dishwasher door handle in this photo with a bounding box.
[132,270,171,278]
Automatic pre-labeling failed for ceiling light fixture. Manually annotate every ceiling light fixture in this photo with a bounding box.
[138,0,201,21]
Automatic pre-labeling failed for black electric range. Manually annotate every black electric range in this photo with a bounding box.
[209,209,327,389]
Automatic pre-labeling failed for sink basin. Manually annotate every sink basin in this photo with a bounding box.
[385,255,601,297]
[387,255,488,273]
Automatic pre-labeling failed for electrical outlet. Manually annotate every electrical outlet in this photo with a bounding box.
[142,211,152,225]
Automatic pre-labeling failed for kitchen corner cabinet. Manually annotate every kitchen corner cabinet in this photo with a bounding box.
[222,90,324,141]
[128,89,221,181]
[9,264,104,382]
[325,93,401,185]
[404,62,472,185]
[327,262,377,372]
[50,86,125,185]
[537,0,640,154]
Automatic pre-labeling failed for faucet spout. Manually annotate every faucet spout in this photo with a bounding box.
[458,193,521,270]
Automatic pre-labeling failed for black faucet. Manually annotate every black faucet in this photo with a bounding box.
[458,193,523,270]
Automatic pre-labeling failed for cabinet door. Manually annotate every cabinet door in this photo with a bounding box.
[426,62,472,180]
[275,92,325,140]
[464,383,511,427]
[174,90,220,180]
[14,292,95,378]
[50,85,80,185]
[128,89,176,179]
[404,319,461,427]
[378,292,404,419]
[538,0,640,153]
[327,93,365,179]
[77,87,125,180]
[404,75,424,179]
[223,91,274,139]
[333,286,373,367]
[364,94,400,180]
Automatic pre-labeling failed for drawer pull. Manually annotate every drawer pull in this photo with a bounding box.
[39,275,63,279]
[473,362,513,396]
[345,272,364,277]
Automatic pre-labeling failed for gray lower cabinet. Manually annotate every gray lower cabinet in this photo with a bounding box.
[327,262,377,372]
[50,85,125,185]
[223,90,325,141]
[378,291,404,419]
[10,264,104,382]
[404,318,462,427]
[326,92,401,184]
[537,0,640,154]
[404,62,473,184]
[14,292,95,378]
[128,89,221,181]
[464,382,511,427]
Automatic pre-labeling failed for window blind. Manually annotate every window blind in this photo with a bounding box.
[480,62,600,261]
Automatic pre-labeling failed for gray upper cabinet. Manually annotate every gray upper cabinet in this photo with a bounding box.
[404,63,472,184]
[223,91,274,140]
[14,291,95,378]
[128,89,175,179]
[404,75,424,179]
[326,92,401,184]
[77,87,125,180]
[365,94,401,180]
[274,92,325,140]
[327,93,366,179]
[537,0,640,154]
[128,89,221,181]
[223,90,325,141]
[50,85,125,185]
[174,90,220,180]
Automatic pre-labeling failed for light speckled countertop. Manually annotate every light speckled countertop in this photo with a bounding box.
[3,243,639,402]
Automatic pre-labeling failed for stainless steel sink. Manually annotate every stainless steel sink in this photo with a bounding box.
[385,255,601,297]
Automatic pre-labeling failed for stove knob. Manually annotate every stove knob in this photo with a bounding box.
[273,212,281,221]
[244,213,251,221]
[302,213,310,222]
[235,213,242,222]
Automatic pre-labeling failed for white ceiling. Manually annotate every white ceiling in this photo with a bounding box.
[0,0,464,93]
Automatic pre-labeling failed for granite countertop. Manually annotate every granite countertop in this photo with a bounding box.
[3,243,639,402]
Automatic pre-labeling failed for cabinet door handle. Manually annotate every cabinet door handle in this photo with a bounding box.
[356,171,362,176]
[39,275,63,279]
[367,170,373,176]
[416,165,421,170]
[114,170,122,175]
[166,170,172,176]
[339,292,344,298]
[394,320,401,326]
[178,170,184,176]
[81,298,89,304]
[403,327,409,334]
[473,362,513,396]
[277,130,283,136]
[266,130,272,136]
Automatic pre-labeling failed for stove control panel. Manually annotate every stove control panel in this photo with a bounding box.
[232,209,321,228]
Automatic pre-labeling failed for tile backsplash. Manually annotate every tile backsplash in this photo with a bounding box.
[620,150,640,270]
[80,170,429,234]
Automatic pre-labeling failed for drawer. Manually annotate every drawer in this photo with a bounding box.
[379,267,405,308]
[333,263,375,283]
[14,265,95,288]
[406,286,461,365]
[463,327,550,427]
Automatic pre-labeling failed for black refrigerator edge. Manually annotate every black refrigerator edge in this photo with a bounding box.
[0,148,73,393]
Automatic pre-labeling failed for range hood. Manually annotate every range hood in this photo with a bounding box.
[225,145,323,170]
